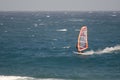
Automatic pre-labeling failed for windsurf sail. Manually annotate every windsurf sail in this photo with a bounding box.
[77,26,88,52]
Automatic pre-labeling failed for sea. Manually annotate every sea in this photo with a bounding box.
[0,11,120,80]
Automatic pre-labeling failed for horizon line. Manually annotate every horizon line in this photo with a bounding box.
[0,10,120,12]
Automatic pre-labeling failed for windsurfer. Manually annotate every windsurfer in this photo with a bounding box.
[75,26,88,54]
[76,43,83,53]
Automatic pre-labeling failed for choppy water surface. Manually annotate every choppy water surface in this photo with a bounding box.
[0,11,120,80]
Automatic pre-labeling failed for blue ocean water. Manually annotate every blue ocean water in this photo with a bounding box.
[0,11,120,80]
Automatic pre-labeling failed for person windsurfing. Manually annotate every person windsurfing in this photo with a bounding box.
[76,43,83,53]
[76,25,88,54]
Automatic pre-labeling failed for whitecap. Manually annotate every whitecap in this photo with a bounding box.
[0,75,66,80]
[46,15,50,18]
[31,34,35,37]
[56,29,67,32]
[111,15,117,17]
[62,46,71,49]
[53,39,58,41]
[0,75,32,80]
[34,23,38,27]
[10,17,14,20]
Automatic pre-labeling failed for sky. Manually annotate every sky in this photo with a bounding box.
[0,0,120,11]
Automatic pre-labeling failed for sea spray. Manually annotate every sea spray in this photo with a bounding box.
[96,45,120,54]
[84,45,120,55]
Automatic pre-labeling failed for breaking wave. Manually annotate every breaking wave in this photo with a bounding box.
[84,45,120,55]
[0,75,66,80]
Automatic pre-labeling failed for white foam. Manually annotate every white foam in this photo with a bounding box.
[31,34,35,37]
[84,45,120,55]
[62,46,71,49]
[0,75,32,80]
[56,29,67,32]
[96,45,120,54]
[38,19,42,21]
[53,39,58,41]
[10,17,14,20]
[46,15,50,18]
[111,15,117,17]
[34,23,38,27]
[0,75,65,80]
[83,50,94,55]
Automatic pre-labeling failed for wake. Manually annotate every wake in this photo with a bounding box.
[84,45,120,55]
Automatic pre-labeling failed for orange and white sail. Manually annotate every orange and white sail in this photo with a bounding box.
[77,26,88,52]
